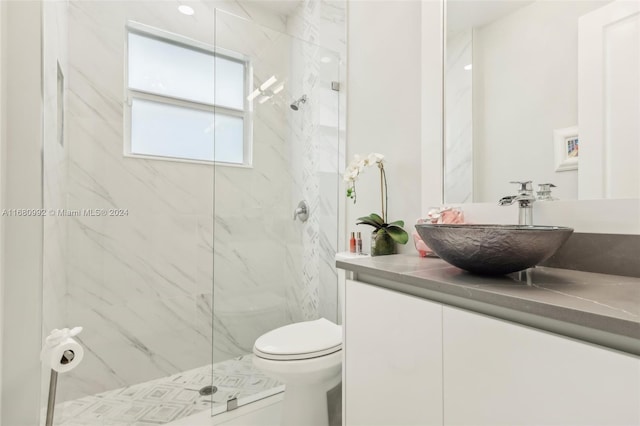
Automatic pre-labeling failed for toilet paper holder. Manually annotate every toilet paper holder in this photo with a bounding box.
[45,351,75,426]
[42,327,84,426]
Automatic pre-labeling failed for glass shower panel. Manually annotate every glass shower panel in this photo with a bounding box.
[41,1,215,424]
[212,9,341,415]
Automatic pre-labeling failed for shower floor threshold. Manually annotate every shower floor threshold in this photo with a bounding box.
[50,354,283,425]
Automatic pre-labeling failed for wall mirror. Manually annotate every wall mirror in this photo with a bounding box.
[444,0,639,204]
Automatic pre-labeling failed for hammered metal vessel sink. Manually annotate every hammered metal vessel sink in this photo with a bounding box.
[415,224,574,275]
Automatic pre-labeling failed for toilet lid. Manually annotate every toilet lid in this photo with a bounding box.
[253,318,342,361]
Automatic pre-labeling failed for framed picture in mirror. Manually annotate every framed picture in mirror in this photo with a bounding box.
[554,126,578,172]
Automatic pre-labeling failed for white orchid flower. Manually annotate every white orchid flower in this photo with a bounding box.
[366,152,384,165]
[344,155,368,182]
[344,152,388,206]
[347,155,360,170]
[343,167,360,181]
[343,152,408,248]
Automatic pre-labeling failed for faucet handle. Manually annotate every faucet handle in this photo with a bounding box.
[537,183,557,201]
[537,183,556,191]
[509,181,533,192]
[293,200,309,222]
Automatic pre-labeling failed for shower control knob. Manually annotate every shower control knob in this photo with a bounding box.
[293,200,309,222]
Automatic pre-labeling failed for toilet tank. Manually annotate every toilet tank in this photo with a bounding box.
[216,292,287,353]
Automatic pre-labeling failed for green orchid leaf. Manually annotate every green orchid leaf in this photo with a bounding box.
[368,213,385,226]
[356,218,383,229]
[388,220,405,227]
[385,225,409,244]
[357,215,384,227]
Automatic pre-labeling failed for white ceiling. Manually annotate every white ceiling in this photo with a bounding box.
[447,0,535,35]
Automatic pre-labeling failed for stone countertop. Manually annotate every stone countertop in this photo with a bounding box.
[337,254,640,354]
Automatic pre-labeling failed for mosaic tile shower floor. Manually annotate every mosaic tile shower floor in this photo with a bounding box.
[51,355,284,426]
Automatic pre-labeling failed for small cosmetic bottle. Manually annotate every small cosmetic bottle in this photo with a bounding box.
[356,232,363,254]
[349,232,356,253]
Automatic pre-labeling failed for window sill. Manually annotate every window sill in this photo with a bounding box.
[123,152,253,169]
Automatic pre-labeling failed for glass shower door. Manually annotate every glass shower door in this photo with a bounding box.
[211,9,341,415]
[41,1,216,424]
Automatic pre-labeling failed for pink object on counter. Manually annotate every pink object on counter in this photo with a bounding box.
[413,231,431,257]
[439,208,465,224]
[413,207,465,257]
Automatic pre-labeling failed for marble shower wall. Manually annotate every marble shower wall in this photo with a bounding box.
[445,29,473,204]
[286,0,344,325]
[60,1,219,402]
[211,11,292,361]
[41,0,345,404]
[211,2,344,361]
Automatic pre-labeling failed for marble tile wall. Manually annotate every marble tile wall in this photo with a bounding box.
[211,2,344,359]
[60,0,218,402]
[41,0,345,406]
[287,3,322,323]
[286,0,345,324]
[317,0,346,323]
[212,10,292,360]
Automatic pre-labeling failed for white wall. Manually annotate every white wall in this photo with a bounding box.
[0,0,5,421]
[1,1,44,425]
[450,198,640,234]
[347,0,424,253]
[473,0,610,202]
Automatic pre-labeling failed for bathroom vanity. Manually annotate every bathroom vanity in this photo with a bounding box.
[337,255,640,426]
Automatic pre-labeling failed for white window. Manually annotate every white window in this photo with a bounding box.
[125,23,252,166]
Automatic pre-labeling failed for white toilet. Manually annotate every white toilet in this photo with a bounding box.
[253,318,342,426]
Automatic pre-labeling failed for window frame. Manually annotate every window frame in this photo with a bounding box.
[123,21,253,167]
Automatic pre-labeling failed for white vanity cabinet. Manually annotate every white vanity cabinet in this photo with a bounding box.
[443,306,640,426]
[344,279,443,425]
[344,279,640,426]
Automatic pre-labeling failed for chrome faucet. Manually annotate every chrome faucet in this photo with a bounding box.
[499,181,536,225]
[292,200,309,222]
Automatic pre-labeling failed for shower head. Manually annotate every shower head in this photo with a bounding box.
[290,94,307,111]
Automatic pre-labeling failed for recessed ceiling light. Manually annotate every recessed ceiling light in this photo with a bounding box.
[178,5,195,16]
[464,63,472,71]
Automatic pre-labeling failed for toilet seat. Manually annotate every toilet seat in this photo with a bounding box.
[253,318,342,361]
